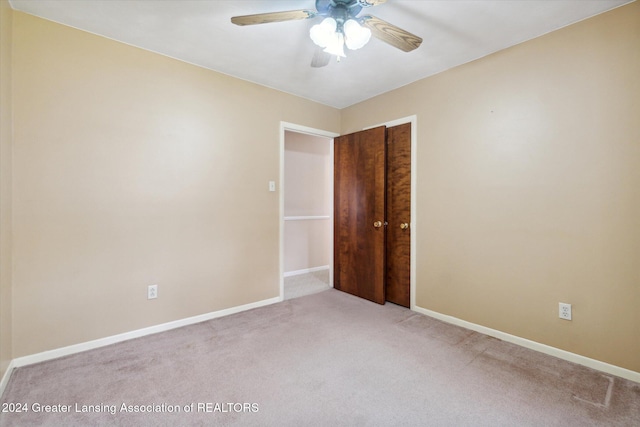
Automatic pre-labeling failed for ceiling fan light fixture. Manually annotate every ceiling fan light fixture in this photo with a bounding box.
[343,19,371,50]
[309,17,337,48]
[233,0,423,68]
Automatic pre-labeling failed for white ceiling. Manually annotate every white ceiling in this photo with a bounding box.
[9,0,633,109]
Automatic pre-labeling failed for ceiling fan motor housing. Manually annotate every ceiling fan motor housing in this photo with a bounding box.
[317,0,364,23]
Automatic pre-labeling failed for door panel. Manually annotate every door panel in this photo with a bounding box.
[334,126,386,304]
[386,123,411,307]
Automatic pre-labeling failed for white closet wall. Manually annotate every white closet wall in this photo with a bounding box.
[283,131,332,275]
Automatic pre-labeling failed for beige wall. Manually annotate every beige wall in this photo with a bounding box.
[10,11,340,357]
[342,2,640,372]
[0,0,13,380]
[284,131,332,273]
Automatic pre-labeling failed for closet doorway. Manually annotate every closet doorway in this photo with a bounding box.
[279,118,416,308]
[281,125,338,300]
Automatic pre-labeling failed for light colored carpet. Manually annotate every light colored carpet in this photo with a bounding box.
[1,289,639,426]
[284,269,331,300]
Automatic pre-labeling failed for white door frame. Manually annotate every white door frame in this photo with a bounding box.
[279,122,340,301]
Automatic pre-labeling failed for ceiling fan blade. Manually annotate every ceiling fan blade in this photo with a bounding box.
[231,10,316,26]
[311,47,331,68]
[361,15,422,52]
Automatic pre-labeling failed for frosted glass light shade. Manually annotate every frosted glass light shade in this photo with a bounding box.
[344,19,371,50]
[310,17,338,48]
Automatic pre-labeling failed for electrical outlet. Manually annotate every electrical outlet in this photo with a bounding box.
[148,284,158,300]
[559,302,571,320]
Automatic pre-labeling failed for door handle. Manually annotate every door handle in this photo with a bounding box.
[373,221,383,228]
[400,223,410,230]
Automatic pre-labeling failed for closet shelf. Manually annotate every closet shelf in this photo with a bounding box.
[284,216,331,221]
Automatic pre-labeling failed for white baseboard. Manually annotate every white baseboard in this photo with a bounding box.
[284,265,329,277]
[1,295,280,394]
[413,305,640,384]
[0,359,16,399]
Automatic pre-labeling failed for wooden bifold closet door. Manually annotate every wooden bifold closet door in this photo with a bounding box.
[334,126,387,304]
[333,123,411,307]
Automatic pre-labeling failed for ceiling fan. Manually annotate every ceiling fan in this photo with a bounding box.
[231,0,423,67]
